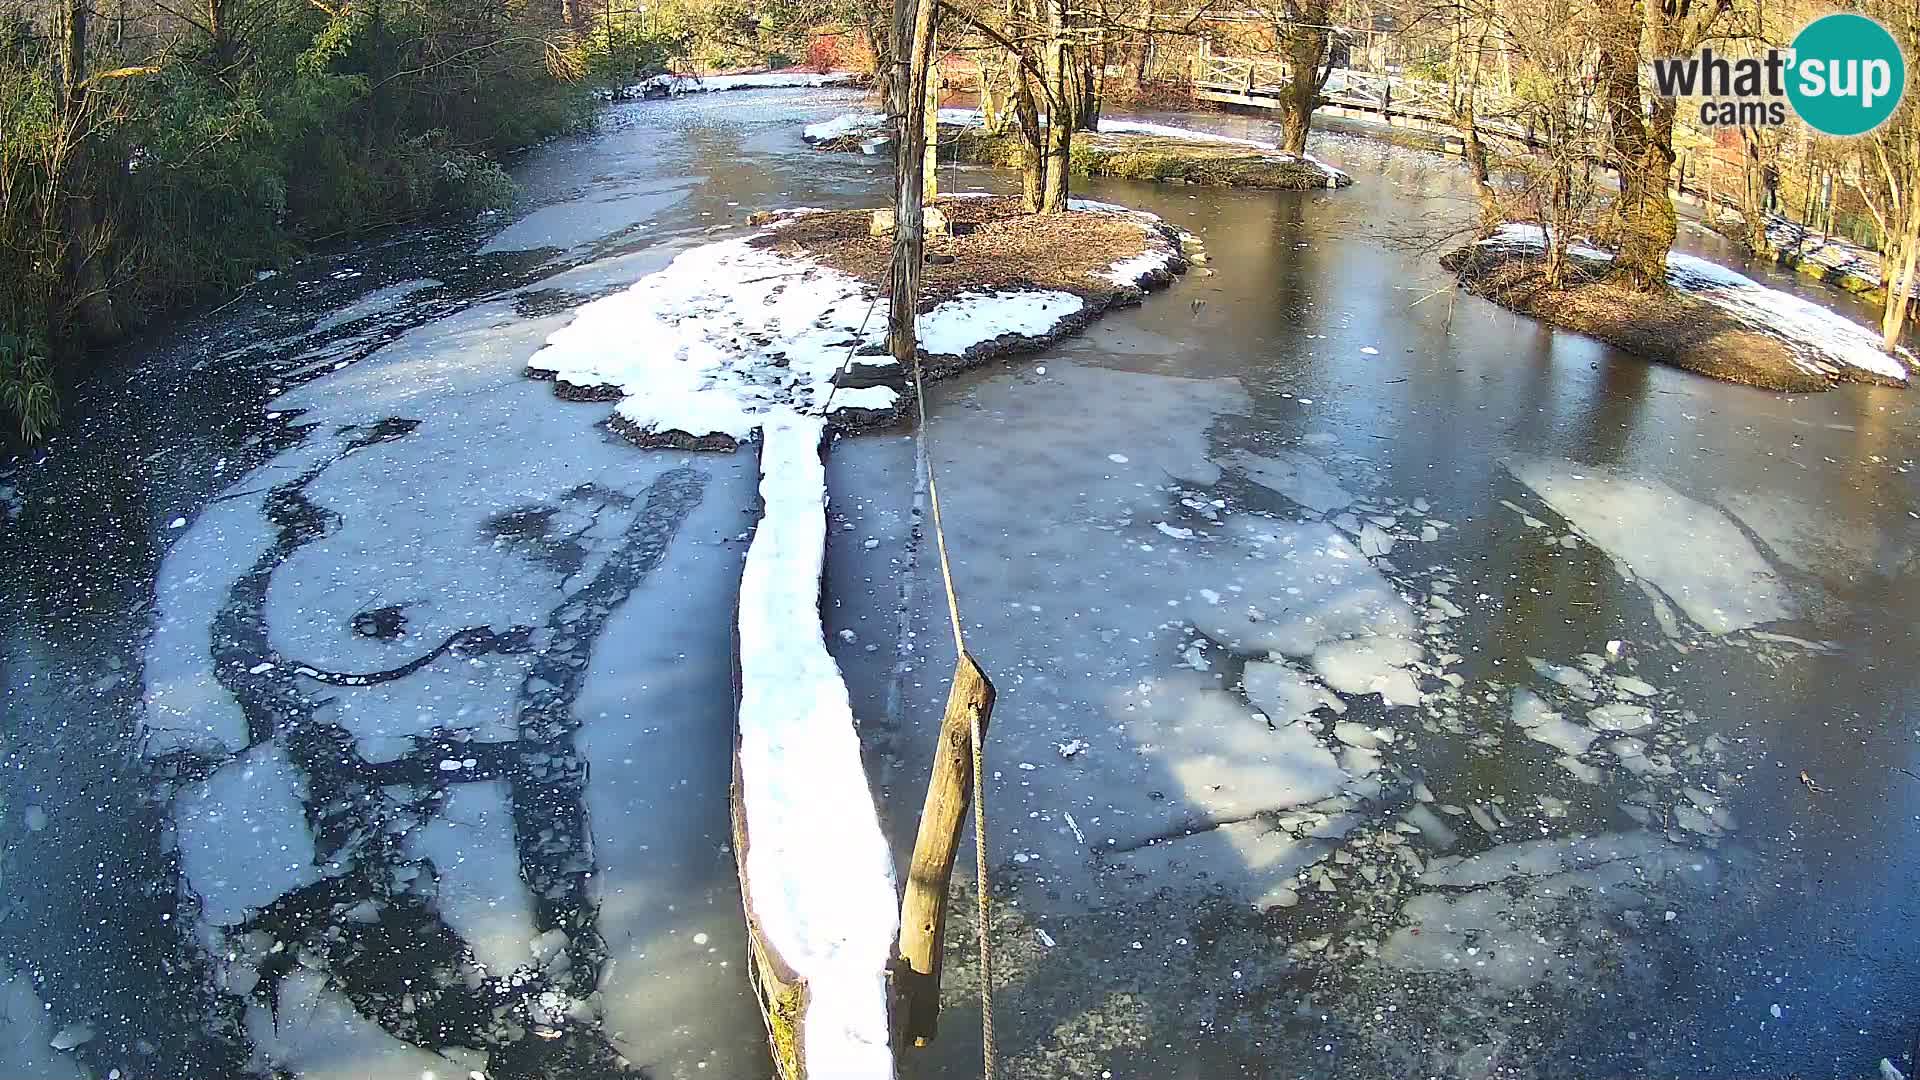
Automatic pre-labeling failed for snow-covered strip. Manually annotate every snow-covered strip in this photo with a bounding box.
[921,290,1086,355]
[639,70,858,96]
[526,238,894,445]
[736,413,897,1079]
[1090,117,1271,148]
[1479,223,1910,382]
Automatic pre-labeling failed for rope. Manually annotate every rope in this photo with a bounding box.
[909,339,991,1079]
[970,699,994,1080]
[817,293,884,419]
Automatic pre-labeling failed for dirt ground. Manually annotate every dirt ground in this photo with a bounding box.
[1441,244,1898,392]
[750,196,1185,308]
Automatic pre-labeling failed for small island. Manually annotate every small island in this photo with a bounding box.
[805,110,1352,190]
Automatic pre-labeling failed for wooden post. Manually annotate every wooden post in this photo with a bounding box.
[894,653,995,1046]
[924,44,941,202]
[889,0,937,365]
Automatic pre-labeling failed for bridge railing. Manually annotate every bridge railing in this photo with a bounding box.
[1194,52,1535,145]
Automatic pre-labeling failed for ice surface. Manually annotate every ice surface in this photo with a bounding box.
[1242,660,1337,724]
[735,415,897,1079]
[800,109,1351,184]
[1381,833,1712,990]
[143,489,280,755]
[310,279,440,337]
[1188,522,1416,657]
[247,969,486,1080]
[1506,456,1794,635]
[176,744,318,926]
[567,452,764,1075]
[0,969,84,1080]
[1719,488,1889,580]
[1310,636,1423,705]
[403,781,537,975]
[1125,686,1345,819]
[1221,449,1355,514]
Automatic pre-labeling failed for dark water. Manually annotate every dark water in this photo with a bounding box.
[0,88,1913,1080]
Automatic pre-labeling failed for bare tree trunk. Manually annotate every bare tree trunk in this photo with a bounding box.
[58,0,120,342]
[889,0,939,360]
[1456,24,1499,233]
[1738,127,1772,253]
[1597,0,1670,290]
[1039,0,1070,214]
[1013,67,1044,211]
[1277,2,1330,157]
[1884,207,1919,351]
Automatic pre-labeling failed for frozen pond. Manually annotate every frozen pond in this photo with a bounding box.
[0,87,1916,1080]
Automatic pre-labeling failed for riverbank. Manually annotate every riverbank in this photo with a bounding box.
[1444,224,1911,392]
[804,110,1351,189]
[525,194,1189,446]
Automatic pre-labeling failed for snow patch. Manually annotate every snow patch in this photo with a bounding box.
[1481,223,1909,382]
[919,290,1085,357]
[527,237,891,445]
[640,71,857,96]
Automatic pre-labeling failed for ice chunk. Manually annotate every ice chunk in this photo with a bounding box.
[247,970,486,1080]
[1587,703,1656,732]
[403,781,538,975]
[1311,636,1423,706]
[1506,457,1795,634]
[1190,523,1415,657]
[175,744,319,926]
[1221,450,1354,515]
[1241,661,1333,725]
[1403,804,1458,850]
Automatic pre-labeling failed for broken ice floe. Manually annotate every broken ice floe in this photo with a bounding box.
[1505,456,1794,635]
[1380,831,1717,990]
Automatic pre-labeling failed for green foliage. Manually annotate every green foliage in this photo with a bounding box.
[0,329,55,445]
[573,3,684,82]
[0,0,601,443]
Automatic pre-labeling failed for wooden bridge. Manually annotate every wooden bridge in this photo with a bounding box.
[1191,47,1533,148]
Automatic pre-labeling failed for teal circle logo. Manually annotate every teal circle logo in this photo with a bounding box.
[1787,13,1906,136]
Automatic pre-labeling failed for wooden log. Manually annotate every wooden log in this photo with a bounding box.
[893,651,995,1046]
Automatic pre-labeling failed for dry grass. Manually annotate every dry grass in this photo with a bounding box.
[749,196,1182,308]
[1442,244,1875,393]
